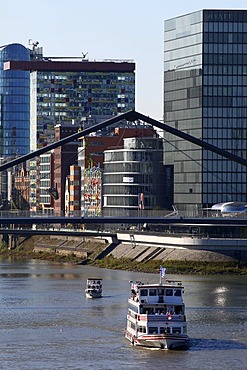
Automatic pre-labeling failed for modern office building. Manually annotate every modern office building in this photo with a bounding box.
[164,9,247,214]
[4,45,135,150]
[103,136,166,217]
[0,43,31,204]
[0,43,30,157]
[78,126,156,217]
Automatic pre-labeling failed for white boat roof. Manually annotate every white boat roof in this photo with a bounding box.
[132,280,183,288]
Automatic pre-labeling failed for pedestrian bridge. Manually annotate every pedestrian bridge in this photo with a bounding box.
[1,214,247,227]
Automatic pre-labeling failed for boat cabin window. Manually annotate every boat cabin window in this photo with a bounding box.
[140,289,148,296]
[138,326,146,333]
[140,306,152,314]
[157,288,164,295]
[130,322,135,330]
[160,327,170,334]
[172,327,181,334]
[174,289,182,296]
[148,327,158,334]
[174,305,183,314]
[165,289,173,296]
[149,289,157,296]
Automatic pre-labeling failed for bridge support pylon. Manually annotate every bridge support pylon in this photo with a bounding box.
[3,234,19,250]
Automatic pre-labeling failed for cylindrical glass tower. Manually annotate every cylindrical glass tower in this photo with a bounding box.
[0,43,30,157]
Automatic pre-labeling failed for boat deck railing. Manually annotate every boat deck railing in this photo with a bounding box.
[142,314,186,322]
[127,311,186,322]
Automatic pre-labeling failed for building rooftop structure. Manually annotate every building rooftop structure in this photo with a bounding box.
[4,60,135,72]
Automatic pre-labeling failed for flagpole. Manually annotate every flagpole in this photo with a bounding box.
[159,266,166,285]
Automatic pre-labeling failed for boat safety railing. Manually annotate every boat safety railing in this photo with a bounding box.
[165,280,183,286]
[139,314,185,322]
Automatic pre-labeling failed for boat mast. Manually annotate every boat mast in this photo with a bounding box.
[159,266,166,285]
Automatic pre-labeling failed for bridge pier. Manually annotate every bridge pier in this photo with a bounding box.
[1,234,19,249]
[2,233,8,245]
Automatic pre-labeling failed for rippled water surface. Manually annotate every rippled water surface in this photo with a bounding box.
[0,260,246,369]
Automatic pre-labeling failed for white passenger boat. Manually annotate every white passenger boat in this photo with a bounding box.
[85,278,102,298]
[125,267,189,349]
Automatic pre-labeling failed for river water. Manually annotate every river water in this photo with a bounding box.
[0,260,246,370]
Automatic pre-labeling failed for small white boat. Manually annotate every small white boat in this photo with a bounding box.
[85,278,102,299]
[125,267,189,350]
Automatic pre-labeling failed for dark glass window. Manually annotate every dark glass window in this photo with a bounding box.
[165,289,173,296]
[140,289,148,296]
[149,289,157,296]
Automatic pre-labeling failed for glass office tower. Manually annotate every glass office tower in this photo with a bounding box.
[33,67,135,149]
[164,10,247,214]
[0,43,30,206]
[0,43,30,157]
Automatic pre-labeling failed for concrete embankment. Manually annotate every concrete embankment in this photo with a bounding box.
[21,234,108,259]
[116,231,247,262]
[19,232,247,263]
[110,243,238,262]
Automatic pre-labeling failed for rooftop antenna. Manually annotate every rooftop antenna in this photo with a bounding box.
[29,39,39,50]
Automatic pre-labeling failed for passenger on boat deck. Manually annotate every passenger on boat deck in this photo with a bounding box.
[131,289,136,299]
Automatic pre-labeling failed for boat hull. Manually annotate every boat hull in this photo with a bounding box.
[85,291,102,299]
[125,330,189,350]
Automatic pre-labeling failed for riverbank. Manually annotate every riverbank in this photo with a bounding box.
[1,240,247,275]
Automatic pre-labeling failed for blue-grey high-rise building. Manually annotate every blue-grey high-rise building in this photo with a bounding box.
[0,43,30,206]
[0,43,30,157]
[164,9,247,214]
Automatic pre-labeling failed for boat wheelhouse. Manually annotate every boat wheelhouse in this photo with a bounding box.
[125,270,189,349]
[85,278,102,299]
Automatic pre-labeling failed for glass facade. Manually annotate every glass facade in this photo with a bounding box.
[0,43,30,157]
[164,10,247,213]
[103,137,165,217]
[202,10,247,206]
[32,69,135,149]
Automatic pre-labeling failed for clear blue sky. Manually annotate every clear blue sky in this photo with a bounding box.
[1,0,247,120]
